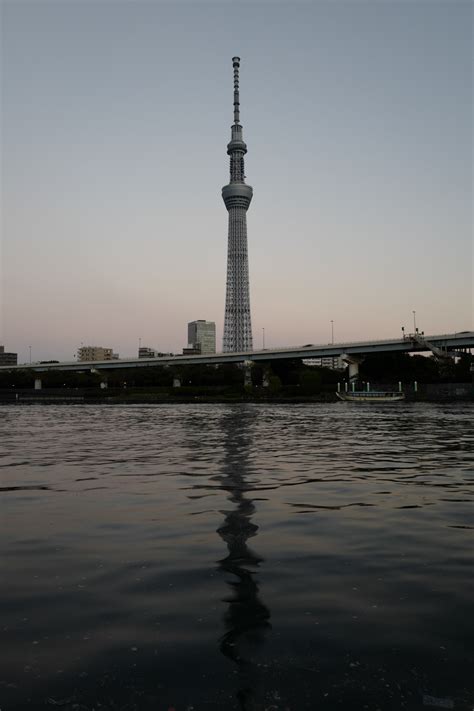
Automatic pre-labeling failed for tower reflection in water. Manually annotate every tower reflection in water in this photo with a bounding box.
[216,408,271,710]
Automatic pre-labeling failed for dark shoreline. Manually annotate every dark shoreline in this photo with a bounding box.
[1,386,473,405]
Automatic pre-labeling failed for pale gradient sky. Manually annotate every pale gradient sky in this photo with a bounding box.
[1,0,472,363]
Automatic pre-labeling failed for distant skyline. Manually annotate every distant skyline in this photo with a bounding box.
[1,0,472,363]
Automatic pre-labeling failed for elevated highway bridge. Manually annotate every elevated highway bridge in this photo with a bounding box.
[1,332,472,385]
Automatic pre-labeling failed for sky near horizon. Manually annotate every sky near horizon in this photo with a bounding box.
[1,0,472,363]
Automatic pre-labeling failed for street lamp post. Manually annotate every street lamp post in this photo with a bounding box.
[331,320,334,345]
[29,346,32,364]
[412,310,417,333]
[262,328,265,350]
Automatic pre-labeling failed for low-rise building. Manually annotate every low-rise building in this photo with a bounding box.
[139,347,157,358]
[182,344,201,356]
[139,347,173,358]
[77,346,119,362]
[0,346,17,366]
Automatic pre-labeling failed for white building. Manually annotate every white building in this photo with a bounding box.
[187,320,216,354]
[303,356,346,370]
[77,346,119,362]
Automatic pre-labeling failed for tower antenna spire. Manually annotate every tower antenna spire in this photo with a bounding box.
[232,56,240,124]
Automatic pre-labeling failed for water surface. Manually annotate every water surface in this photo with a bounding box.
[1,403,473,710]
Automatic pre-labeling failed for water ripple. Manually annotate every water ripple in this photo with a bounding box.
[0,402,473,710]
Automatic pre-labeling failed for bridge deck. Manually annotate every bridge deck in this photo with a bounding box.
[1,332,473,372]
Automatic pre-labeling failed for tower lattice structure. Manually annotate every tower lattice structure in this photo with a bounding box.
[222,57,253,353]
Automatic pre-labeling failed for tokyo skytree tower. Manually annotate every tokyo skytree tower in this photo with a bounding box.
[222,57,253,352]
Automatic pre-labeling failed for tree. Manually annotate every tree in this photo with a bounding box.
[299,369,322,394]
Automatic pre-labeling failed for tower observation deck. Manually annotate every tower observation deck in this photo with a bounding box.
[222,56,253,353]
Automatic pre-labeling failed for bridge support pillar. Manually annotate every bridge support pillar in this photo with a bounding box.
[34,378,42,390]
[348,361,359,382]
[243,360,253,388]
[341,353,365,384]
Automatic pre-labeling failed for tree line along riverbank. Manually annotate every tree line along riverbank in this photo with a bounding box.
[0,353,472,402]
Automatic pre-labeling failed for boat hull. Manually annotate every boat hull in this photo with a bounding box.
[336,391,405,402]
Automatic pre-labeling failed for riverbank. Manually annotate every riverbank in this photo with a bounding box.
[1,382,473,404]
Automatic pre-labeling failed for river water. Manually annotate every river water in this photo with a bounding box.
[1,403,473,710]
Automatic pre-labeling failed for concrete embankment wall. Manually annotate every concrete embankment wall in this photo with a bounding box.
[0,388,86,402]
[412,382,474,401]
